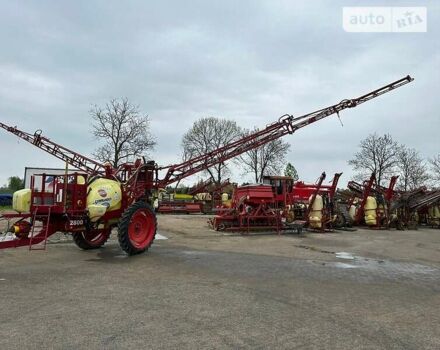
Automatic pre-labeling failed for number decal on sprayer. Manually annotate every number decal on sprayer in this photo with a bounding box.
[69,220,84,226]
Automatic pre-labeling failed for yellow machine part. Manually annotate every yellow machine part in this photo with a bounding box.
[222,199,232,208]
[88,205,108,222]
[364,196,377,226]
[308,194,323,229]
[428,205,440,218]
[435,206,440,218]
[348,205,356,221]
[428,205,440,225]
[194,193,211,201]
[221,193,229,202]
[284,207,295,223]
[76,175,86,185]
[174,193,194,200]
[12,189,31,213]
[153,198,159,209]
[86,178,122,222]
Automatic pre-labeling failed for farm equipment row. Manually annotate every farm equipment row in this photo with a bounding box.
[156,178,231,214]
[391,187,440,229]
[208,168,440,233]
[0,75,413,254]
[345,172,398,229]
[338,172,440,230]
[209,172,342,233]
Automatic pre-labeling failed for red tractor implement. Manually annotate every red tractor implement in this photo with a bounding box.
[289,172,342,230]
[209,172,342,232]
[0,76,413,254]
[209,183,283,233]
[156,201,203,214]
[157,178,231,214]
[200,178,232,213]
[391,188,440,229]
[347,172,399,228]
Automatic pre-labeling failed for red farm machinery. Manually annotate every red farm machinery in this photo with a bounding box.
[391,187,440,229]
[341,172,440,230]
[0,76,413,254]
[157,178,231,214]
[345,172,399,228]
[208,172,342,233]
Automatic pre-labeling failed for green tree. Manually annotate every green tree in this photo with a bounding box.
[284,163,299,181]
[7,176,24,192]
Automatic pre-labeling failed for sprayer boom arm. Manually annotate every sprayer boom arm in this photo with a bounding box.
[158,75,413,187]
[0,123,106,175]
[0,76,413,186]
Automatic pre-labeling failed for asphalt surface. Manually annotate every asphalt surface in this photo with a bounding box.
[1,226,439,350]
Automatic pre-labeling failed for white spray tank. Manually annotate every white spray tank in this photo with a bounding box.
[308,194,323,229]
[364,196,377,226]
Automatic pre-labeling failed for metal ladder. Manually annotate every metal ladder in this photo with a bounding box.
[29,206,51,251]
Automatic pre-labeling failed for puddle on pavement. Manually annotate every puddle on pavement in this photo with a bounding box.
[335,252,354,260]
[329,262,359,269]
[328,252,438,274]
[181,250,209,256]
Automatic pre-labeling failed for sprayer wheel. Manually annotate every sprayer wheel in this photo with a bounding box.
[118,201,157,255]
[72,227,111,250]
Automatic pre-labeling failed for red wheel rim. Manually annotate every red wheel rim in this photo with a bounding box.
[82,229,109,246]
[128,209,155,249]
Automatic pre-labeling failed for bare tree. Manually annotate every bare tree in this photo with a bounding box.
[237,128,290,183]
[91,98,156,167]
[181,117,242,184]
[396,146,429,191]
[429,154,440,185]
[348,133,401,186]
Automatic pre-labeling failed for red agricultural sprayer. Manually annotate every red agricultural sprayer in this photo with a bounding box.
[346,172,399,228]
[208,172,342,233]
[0,76,413,254]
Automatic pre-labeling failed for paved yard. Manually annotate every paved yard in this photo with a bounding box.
[0,215,439,349]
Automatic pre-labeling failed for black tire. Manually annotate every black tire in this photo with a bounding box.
[72,228,110,250]
[334,212,347,228]
[118,201,157,255]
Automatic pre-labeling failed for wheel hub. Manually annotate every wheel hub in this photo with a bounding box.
[128,209,155,248]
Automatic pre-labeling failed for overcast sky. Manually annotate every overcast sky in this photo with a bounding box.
[0,0,438,187]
